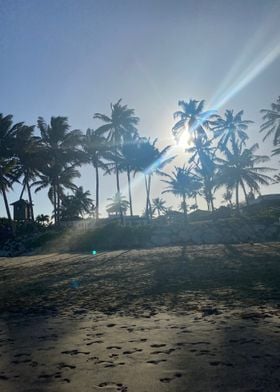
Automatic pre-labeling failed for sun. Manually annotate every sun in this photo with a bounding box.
[177,131,192,149]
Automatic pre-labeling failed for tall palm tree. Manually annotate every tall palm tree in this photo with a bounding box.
[106,192,130,216]
[172,99,216,143]
[0,158,18,222]
[37,116,84,223]
[82,129,113,220]
[187,137,217,211]
[161,166,202,223]
[172,100,217,211]
[13,125,42,221]
[215,142,273,211]
[60,187,94,220]
[0,113,23,222]
[94,100,139,222]
[152,197,167,217]
[211,109,253,150]
[119,133,140,216]
[260,96,280,145]
[133,138,174,219]
[222,189,233,208]
[32,165,80,224]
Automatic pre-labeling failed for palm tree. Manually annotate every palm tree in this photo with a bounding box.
[94,100,139,222]
[187,137,217,211]
[215,142,273,211]
[13,125,42,221]
[119,133,141,216]
[161,165,202,223]
[152,197,167,217]
[133,138,175,220]
[260,96,280,145]
[36,214,50,226]
[60,187,94,221]
[0,158,18,222]
[211,109,253,149]
[37,116,84,223]
[222,189,233,208]
[106,192,130,216]
[94,100,139,187]
[82,129,113,220]
[32,165,80,224]
[0,113,23,222]
[172,100,217,211]
[172,99,216,143]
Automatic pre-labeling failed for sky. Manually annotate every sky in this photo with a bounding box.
[0,0,280,219]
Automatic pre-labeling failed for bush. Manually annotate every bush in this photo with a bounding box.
[69,222,153,251]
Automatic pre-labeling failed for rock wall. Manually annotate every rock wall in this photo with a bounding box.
[149,221,280,247]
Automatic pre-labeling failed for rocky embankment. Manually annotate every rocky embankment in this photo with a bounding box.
[149,221,280,247]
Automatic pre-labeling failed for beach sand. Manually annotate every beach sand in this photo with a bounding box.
[0,243,280,391]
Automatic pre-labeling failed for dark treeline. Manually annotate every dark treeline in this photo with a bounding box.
[0,97,279,226]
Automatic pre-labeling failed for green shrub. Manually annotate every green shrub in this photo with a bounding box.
[70,223,153,251]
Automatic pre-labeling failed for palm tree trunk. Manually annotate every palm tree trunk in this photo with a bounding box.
[20,181,26,200]
[1,183,12,222]
[57,188,61,224]
[148,176,152,219]
[182,193,188,224]
[145,175,152,220]
[115,164,123,224]
[26,180,34,221]
[240,180,249,206]
[53,185,57,224]
[127,167,133,216]
[95,165,99,220]
[144,175,149,220]
[235,183,240,213]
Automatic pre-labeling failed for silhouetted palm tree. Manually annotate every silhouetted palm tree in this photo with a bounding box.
[0,114,23,222]
[0,158,17,222]
[212,109,253,149]
[161,166,202,223]
[106,192,130,216]
[187,137,216,211]
[60,187,94,220]
[152,197,167,217]
[36,214,50,226]
[260,96,280,145]
[119,133,140,216]
[13,125,42,220]
[215,142,273,211]
[133,138,174,219]
[83,129,113,220]
[172,99,216,143]
[173,100,216,211]
[33,165,80,224]
[94,100,139,221]
[222,189,233,208]
[37,116,84,223]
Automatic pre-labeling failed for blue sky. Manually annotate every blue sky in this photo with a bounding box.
[0,0,280,218]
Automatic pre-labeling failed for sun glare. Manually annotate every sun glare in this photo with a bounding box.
[177,131,192,150]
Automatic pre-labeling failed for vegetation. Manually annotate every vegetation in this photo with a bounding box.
[0,95,279,242]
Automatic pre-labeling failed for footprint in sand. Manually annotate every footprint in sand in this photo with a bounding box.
[107,346,122,350]
[150,344,166,348]
[86,340,104,346]
[147,359,167,364]
[98,382,128,391]
[160,373,182,383]
[61,349,90,355]
[123,348,143,354]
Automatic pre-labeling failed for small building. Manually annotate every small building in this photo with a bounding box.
[10,199,33,221]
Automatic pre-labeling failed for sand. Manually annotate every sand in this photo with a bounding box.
[0,243,280,391]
